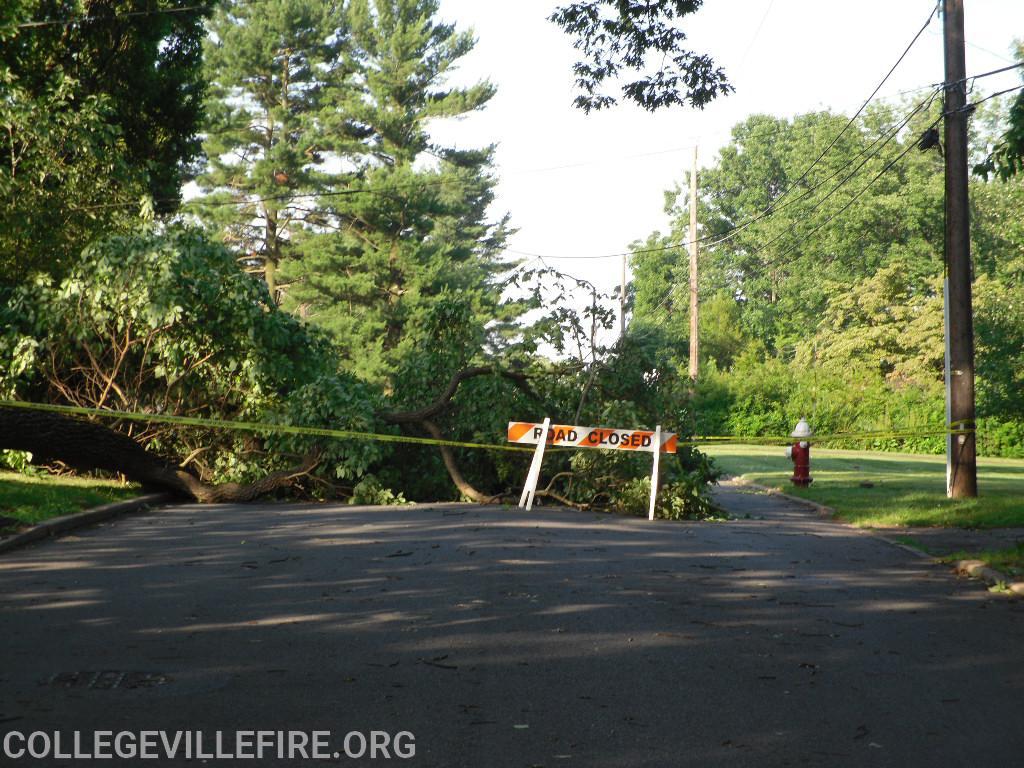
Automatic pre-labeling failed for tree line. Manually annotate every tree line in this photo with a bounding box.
[629,68,1024,457]
[0,0,727,516]
[3,1,1020,510]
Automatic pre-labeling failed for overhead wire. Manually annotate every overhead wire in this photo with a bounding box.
[635,100,945,334]
[74,115,833,216]
[955,61,1024,85]
[69,81,958,219]
[2,4,210,31]
[23,1,1014,277]
[66,5,953,223]
[512,83,943,263]
[518,66,1014,263]
[952,83,1024,113]
[736,0,776,70]
[514,5,940,263]
[717,88,1014,445]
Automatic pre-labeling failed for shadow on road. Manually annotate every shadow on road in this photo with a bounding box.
[1,491,1023,766]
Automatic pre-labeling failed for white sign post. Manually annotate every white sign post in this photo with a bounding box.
[509,420,675,518]
[518,417,550,511]
[648,424,662,521]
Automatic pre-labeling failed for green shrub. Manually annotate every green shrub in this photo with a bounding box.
[692,351,1023,458]
[0,227,386,486]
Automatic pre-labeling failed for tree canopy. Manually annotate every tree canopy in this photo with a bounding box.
[549,0,732,112]
[0,0,213,282]
[278,0,513,387]
[190,0,353,303]
[629,94,1024,456]
[974,41,1024,181]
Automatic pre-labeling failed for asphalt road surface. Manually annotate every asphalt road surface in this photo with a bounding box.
[2,486,1023,767]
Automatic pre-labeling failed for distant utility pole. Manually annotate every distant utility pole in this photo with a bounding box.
[943,0,978,498]
[688,146,699,381]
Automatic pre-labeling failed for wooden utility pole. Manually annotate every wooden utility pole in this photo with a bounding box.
[943,0,977,498]
[688,146,699,380]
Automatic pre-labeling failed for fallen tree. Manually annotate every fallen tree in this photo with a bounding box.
[0,406,319,503]
[378,365,538,504]
[0,229,379,497]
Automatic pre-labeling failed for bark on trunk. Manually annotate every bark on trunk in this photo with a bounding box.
[419,419,493,503]
[0,407,317,503]
[376,366,539,504]
[379,366,537,425]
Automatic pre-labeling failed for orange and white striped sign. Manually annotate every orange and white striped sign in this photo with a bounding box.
[507,422,677,453]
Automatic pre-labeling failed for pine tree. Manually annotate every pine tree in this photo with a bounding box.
[190,0,359,303]
[280,0,512,386]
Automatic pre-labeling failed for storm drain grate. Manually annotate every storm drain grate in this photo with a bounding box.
[46,671,170,690]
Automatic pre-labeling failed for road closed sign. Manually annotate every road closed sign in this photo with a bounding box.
[507,422,677,454]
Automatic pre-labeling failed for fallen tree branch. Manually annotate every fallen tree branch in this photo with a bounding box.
[535,471,587,510]
[177,450,321,503]
[0,406,319,504]
[420,419,497,503]
[380,366,538,424]
[532,487,585,509]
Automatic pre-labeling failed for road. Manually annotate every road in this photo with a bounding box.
[1,486,1023,766]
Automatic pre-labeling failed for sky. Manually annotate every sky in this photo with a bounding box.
[428,0,1024,297]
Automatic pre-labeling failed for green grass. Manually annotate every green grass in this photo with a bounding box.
[702,443,1024,528]
[0,470,139,531]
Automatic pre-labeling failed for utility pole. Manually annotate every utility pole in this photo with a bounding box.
[620,252,627,340]
[688,146,699,381]
[942,0,977,498]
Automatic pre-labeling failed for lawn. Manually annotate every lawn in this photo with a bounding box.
[701,443,1024,529]
[0,470,139,532]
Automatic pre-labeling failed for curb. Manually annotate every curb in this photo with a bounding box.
[953,559,1024,596]
[0,493,174,555]
[723,479,1023,598]
[724,478,836,518]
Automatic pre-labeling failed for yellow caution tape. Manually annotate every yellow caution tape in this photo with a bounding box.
[0,400,976,454]
[681,426,974,447]
[0,400,535,454]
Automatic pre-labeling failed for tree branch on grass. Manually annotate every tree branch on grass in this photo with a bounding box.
[0,406,319,504]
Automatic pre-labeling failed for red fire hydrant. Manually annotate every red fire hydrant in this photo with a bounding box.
[786,418,813,487]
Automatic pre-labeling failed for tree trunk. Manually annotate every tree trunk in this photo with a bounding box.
[420,419,492,503]
[0,407,317,503]
[379,366,537,425]
[376,365,540,503]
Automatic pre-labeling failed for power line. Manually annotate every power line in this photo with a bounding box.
[2,4,210,31]
[760,116,942,269]
[953,83,1024,113]
[956,61,1024,85]
[695,90,939,251]
[631,84,1014,335]
[783,92,939,221]
[513,143,697,174]
[68,16,959,222]
[72,172,492,213]
[926,26,1019,66]
[114,71,952,219]
[737,0,776,70]
[512,86,942,262]
[760,6,937,214]
[68,80,945,223]
[54,9,1002,224]
[513,8,940,263]
[516,60,1020,265]
[636,112,944,334]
